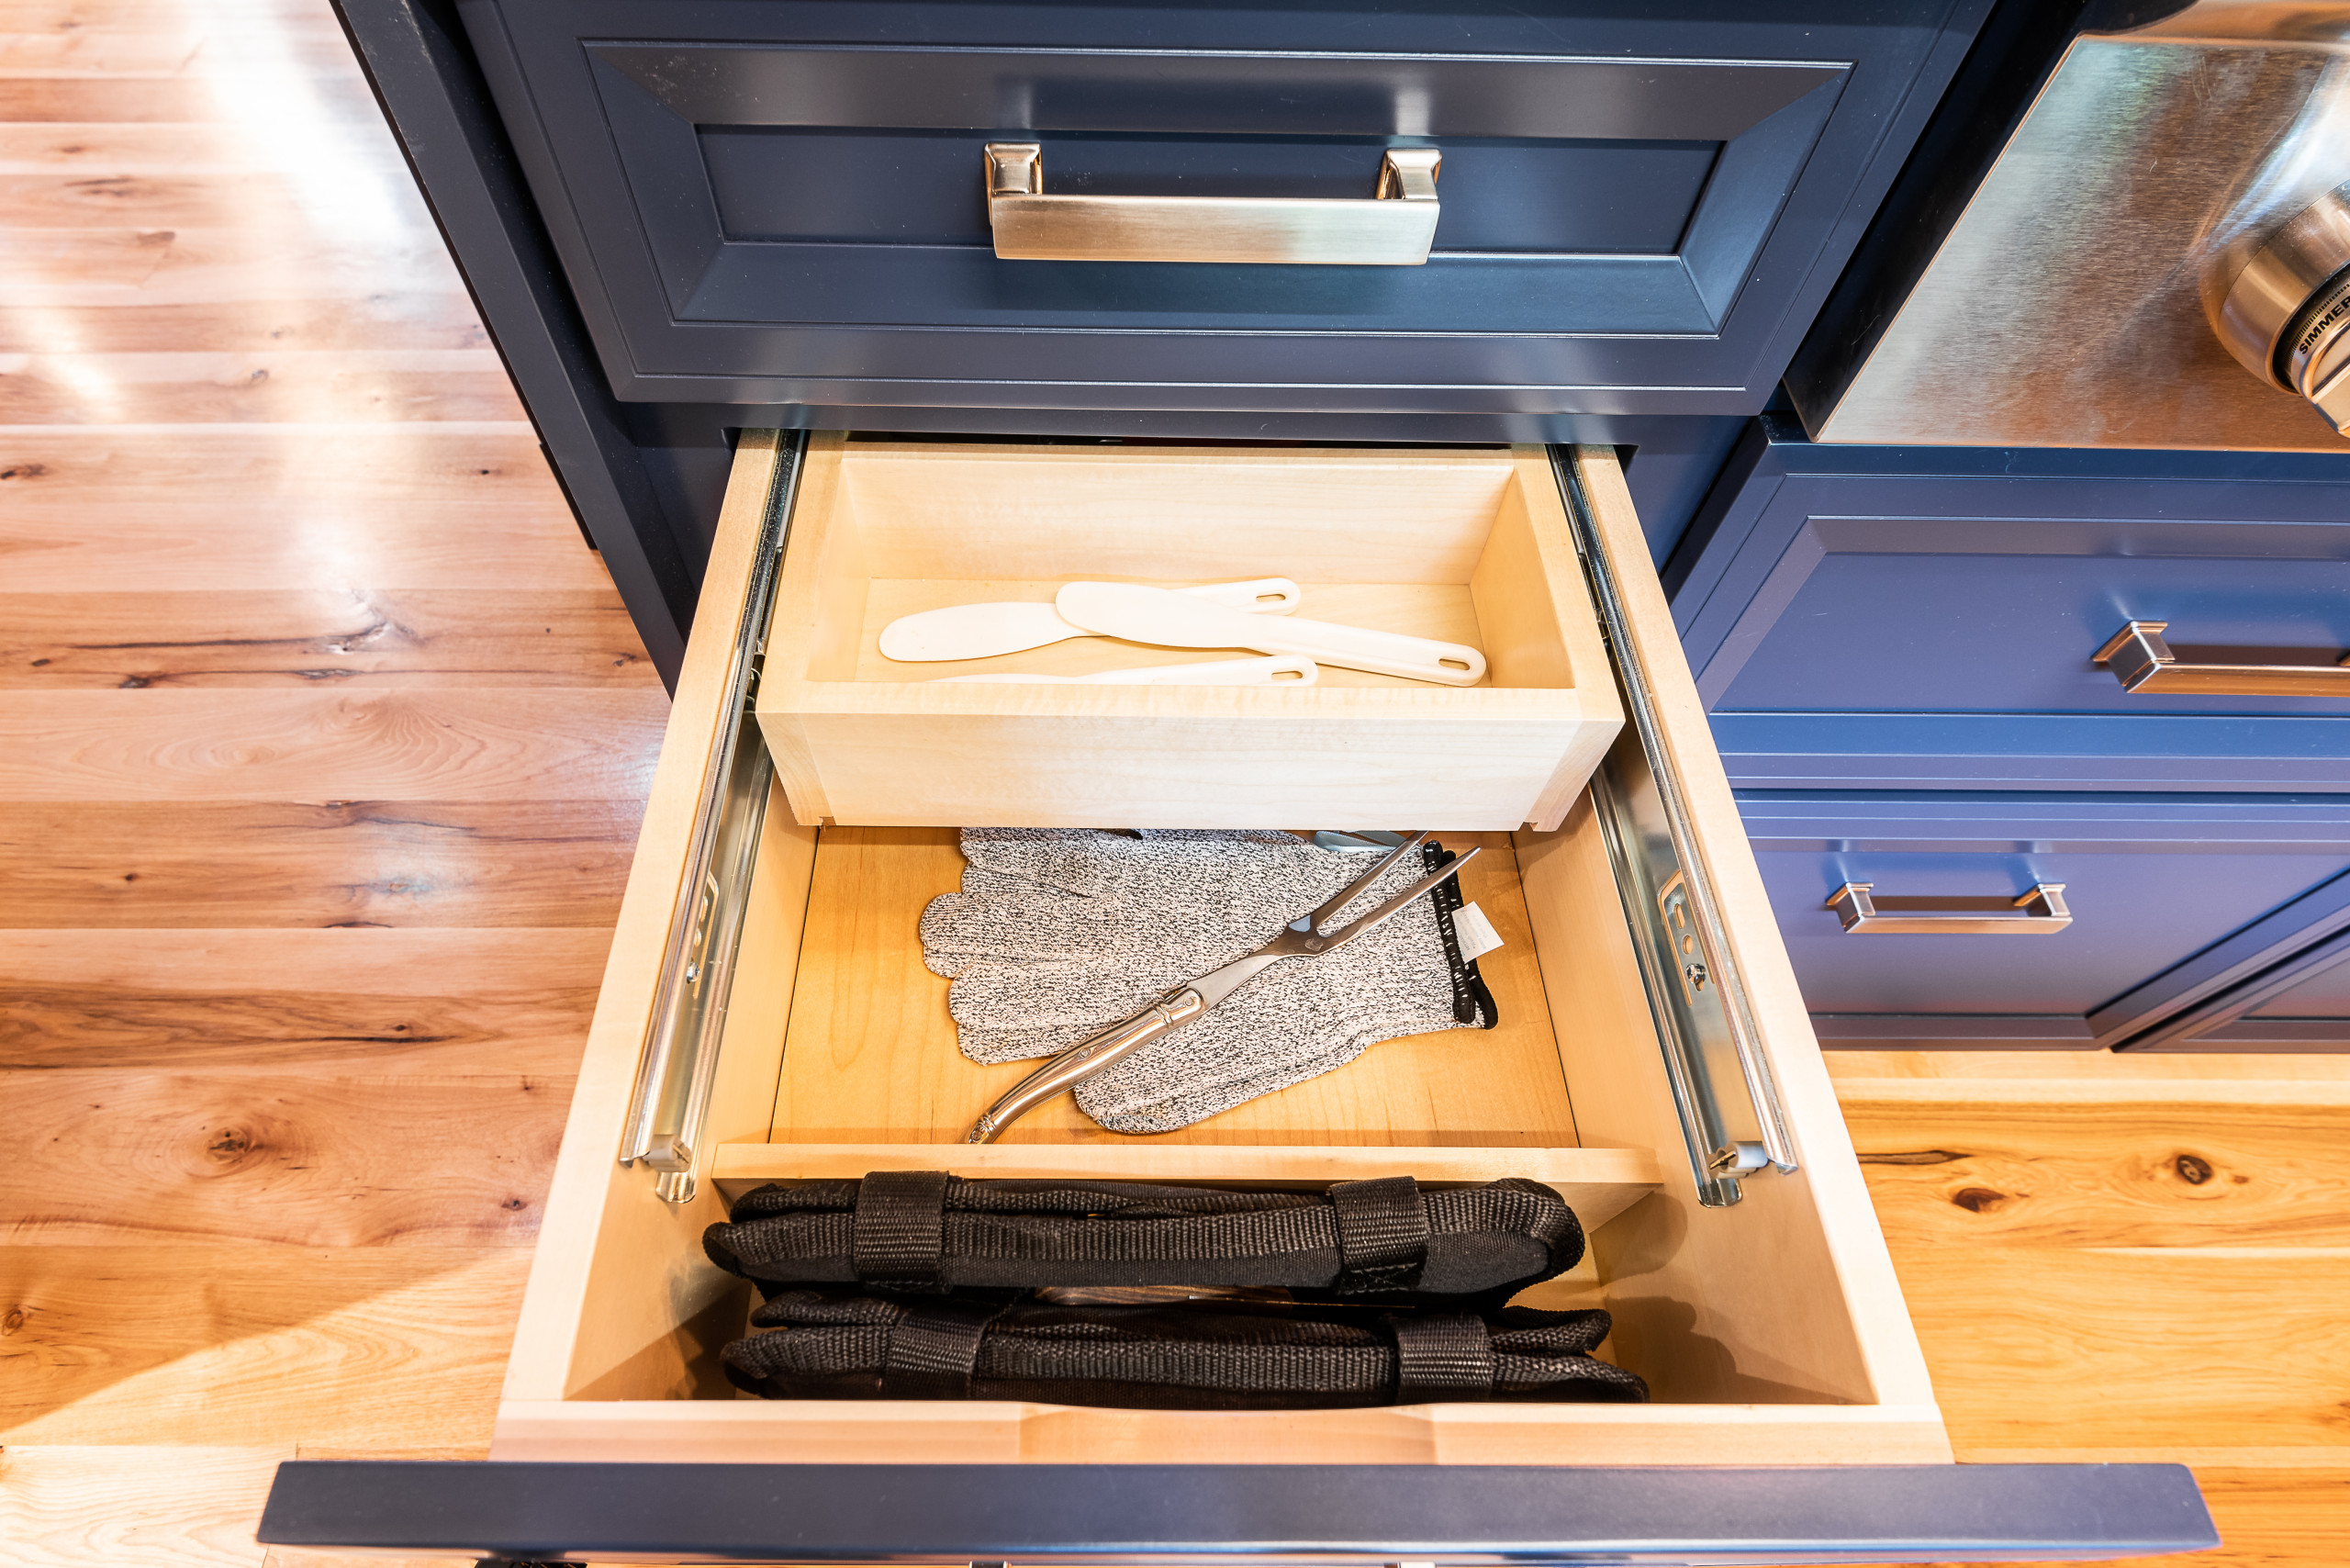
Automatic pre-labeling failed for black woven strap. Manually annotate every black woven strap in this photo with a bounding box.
[852,1170,950,1288]
[1327,1176,1429,1292]
[879,1297,1003,1399]
[1389,1312,1495,1403]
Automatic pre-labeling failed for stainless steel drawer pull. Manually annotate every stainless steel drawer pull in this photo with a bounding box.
[2095,620,2350,697]
[1828,881,2072,935]
[984,142,1441,265]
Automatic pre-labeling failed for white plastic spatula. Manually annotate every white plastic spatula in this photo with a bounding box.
[878,577,1298,662]
[1054,581,1488,687]
[931,655,1317,687]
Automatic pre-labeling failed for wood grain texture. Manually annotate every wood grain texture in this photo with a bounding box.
[0,220,173,282]
[10,228,469,306]
[0,980,599,1074]
[0,171,333,226]
[0,590,653,686]
[0,689,666,801]
[0,120,413,172]
[6,1071,570,1247]
[767,826,1583,1147]
[0,76,217,119]
[2,1246,525,1442]
[0,924,615,999]
[1846,1103,2350,1250]
[0,801,643,924]
[1832,1046,2350,1103]
[0,1446,287,1568]
[0,297,487,352]
[0,33,205,79]
[1839,1071,2350,1568]
[0,431,607,591]
[0,924,612,1078]
[0,349,527,423]
[1894,1245,2350,1453]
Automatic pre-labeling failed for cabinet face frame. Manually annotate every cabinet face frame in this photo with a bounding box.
[491,433,1947,1470]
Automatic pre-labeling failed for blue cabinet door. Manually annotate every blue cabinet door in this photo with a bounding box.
[1671,418,2350,790]
[453,0,1986,417]
[1738,792,2350,1047]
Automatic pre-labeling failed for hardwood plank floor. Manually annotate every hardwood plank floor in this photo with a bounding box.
[1,0,2343,1563]
[1835,1057,2350,1568]
[0,801,643,924]
[0,0,655,1557]
[3,1247,529,1441]
[0,589,652,686]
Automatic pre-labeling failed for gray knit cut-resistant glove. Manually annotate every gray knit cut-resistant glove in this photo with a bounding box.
[920,829,1488,1133]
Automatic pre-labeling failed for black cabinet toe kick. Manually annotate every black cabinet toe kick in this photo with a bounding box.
[259,1460,2214,1565]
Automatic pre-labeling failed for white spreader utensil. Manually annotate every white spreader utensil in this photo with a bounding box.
[879,577,1299,663]
[1054,581,1487,687]
[931,655,1317,687]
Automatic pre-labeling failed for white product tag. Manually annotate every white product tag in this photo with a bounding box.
[1450,901,1505,962]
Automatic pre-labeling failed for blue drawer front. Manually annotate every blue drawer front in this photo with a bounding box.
[459,1,1986,413]
[1738,793,2350,1047]
[1716,547,2350,717]
[1673,420,2350,789]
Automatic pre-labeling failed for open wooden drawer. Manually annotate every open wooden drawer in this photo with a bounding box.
[258,439,2212,1565]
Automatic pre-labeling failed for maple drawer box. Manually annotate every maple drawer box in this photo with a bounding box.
[752,436,1622,830]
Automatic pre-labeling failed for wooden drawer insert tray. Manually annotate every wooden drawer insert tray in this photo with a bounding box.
[754,436,1622,831]
[494,435,1948,1471]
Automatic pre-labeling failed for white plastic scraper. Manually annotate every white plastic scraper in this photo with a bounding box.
[878,577,1299,662]
[931,655,1318,686]
[1053,582,1487,686]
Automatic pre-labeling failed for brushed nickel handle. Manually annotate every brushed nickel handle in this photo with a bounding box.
[984,142,1440,265]
[2095,620,2350,696]
[1828,881,2072,935]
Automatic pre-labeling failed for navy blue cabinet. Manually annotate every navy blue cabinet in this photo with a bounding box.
[1676,418,2350,1048]
[339,0,1988,679]
[454,0,1985,419]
